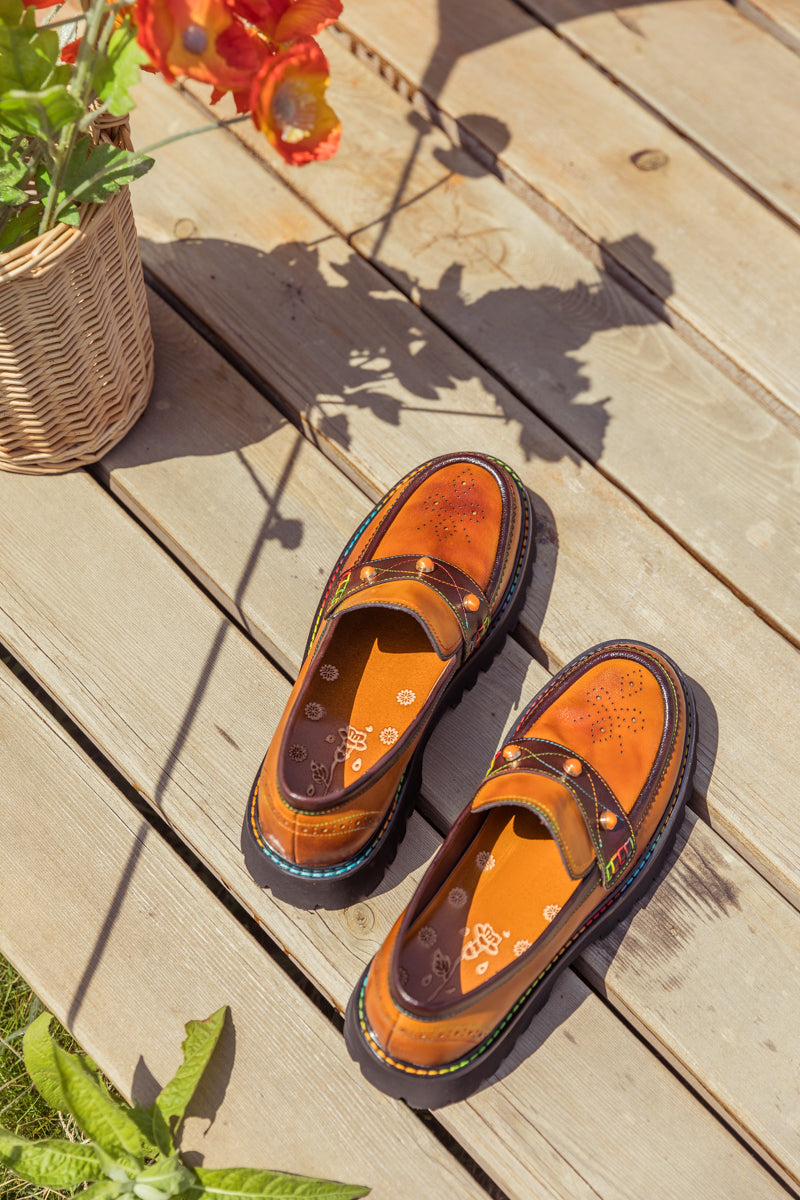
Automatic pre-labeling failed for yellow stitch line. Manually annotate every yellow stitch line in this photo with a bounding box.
[260,793,381,836]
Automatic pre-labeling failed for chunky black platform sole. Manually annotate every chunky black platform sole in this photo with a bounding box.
[242,463,536,910]
[344,662,697,1105]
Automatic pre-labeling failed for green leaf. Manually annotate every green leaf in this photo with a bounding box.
[127,1103,164,1158]
[0,181,26,203]
[191,1166,371,1200]
[80,1182,129,1200]
[0,0,25,25]
[57,140,153,210]
[0,1127,103,1187]
[91,1139,141,1182]
[23,1013,71,1112]
[0,149,29,203]
[154,1008,226,1149]
[132,1153,197,1200]
[48,1039,146,1160]
[0,200,40,249]
[58,202,80,225]
[0,20,59,96]
[0,84,83,139]
[92,21,148,117]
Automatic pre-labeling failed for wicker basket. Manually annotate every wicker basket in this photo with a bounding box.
[0,173,154,474]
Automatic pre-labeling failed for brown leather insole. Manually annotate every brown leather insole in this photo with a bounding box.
[283,610,450,800]
[399,810,579,1003]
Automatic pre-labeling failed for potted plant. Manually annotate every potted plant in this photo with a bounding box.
[0,0,342,473]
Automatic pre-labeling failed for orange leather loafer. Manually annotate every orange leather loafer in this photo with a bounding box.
[243,452,534,908]
[345,640,696,1105]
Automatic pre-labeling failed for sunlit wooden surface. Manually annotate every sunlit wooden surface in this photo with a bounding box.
[1,3,799,1196]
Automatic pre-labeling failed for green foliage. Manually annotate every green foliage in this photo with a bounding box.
[0,0,153,252]
[93,24,150,117]
[1,1003,370,1200]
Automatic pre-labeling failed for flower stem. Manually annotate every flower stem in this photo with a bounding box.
[38,0,112,233]
[137,113,251,156]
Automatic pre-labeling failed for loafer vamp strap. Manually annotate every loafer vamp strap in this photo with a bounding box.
[324,554,490,661]
[473,737,637,888]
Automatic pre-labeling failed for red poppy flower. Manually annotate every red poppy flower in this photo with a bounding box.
[250,37,340,165]
[134,0,260,89]
[60,35,80,62]
[228,0,341,45]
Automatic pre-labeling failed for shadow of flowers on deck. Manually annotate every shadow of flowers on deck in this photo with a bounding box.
[137,217,672,473]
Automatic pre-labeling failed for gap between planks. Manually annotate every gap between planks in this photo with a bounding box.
[0,662,490,1200]
[125,75,800,918]
[0,465,794,1197]
[210,32,800,654]
[90,296,800,1188]
[329,0,800,428]
[513,0,800,235]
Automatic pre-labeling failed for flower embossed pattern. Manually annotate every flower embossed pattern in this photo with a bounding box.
[418,468,487,543]
[579,664,647,750]
[462,922,504,961]
[379,726,399,746]
[476,850,496,872]
[304,702,326,721]
[319,663,339,681]
[396,689,416,706]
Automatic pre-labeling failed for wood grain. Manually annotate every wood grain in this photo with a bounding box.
[126,82,800,919]
[8,295,800,1185]
[0,482,789,1197]
[332,0,800,422]
[208,35,800,649]
[733,0,800,52]
[519,0,800,229]
[0,665,480,1200]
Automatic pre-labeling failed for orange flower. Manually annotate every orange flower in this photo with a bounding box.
[250,37,340,165]
[228,0,341,44]
[134,0,262,89]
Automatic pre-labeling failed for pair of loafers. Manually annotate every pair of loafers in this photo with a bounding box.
[244,452,696,1107]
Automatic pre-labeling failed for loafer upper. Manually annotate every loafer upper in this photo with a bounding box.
[357,641,691,1072]
[251,453,530,872]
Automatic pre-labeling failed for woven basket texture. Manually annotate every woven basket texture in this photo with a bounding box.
[0,184,154,474]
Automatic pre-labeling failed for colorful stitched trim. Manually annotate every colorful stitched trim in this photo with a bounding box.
[356,696,693,1078]
[248,766,407,880]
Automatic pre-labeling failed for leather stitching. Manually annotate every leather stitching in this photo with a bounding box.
[357,699,693,1076]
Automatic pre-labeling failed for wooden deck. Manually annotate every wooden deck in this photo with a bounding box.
[2,2,799,1196]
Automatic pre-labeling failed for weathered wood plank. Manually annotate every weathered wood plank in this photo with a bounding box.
[101,298,800,1187]
[127,82,800,920]
[0,665,480,1200]
[0,470,791,1198]
[733,0,800,53]
[331,0,800,423]
[205,36,800,650]
[517,0,800,229]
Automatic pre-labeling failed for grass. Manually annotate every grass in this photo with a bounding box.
[0,953,87,1199]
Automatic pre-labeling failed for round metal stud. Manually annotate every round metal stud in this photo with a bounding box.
[563,757,583,777]
[360,565,377,582]
[600,810,618,831]
[463,593,480,612]
[502,744,522,764]
[416,556,435,574]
